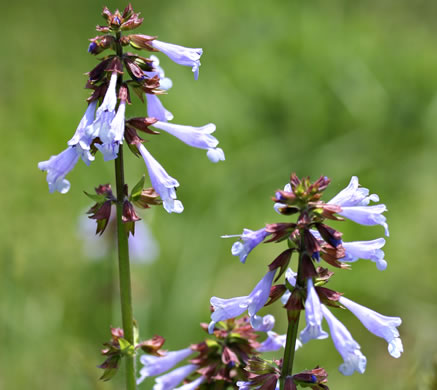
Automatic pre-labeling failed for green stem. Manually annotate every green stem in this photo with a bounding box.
[279,314,301,389]
[114,145,136,390]
[280,242,305,390]
[112,29,136,390]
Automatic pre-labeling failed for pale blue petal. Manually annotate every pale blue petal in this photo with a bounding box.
[322,305,367,375]
[151,40,202,79]
[137,144,183,214]
[300,278,329,343]
[339,296,403,358]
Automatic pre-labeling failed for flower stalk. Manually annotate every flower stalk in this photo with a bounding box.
[113,33,136,390]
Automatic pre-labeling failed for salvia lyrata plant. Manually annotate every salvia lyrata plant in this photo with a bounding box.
[38,4,223,389]
[135,174,402,389]
[37,5,402,390]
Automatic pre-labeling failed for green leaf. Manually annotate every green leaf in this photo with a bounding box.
[84,191,106,203]
[100,367,118,382]
[119,338,135,357]
[130,175,145,201]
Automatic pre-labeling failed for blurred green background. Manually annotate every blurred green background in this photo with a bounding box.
[1,0,437,388]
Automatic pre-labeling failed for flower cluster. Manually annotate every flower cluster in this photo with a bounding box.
[208,174,402,388]
[38,4,224,215]
[137,317,291,389]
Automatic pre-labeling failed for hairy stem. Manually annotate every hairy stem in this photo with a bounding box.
[114,31,136,390]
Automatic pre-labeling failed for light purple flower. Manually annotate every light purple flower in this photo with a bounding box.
[310,229,387,271]
[174,375,205,390]
[153,364,198,390]
[67,100,98,165]
[328,176,380,207]
[274,183,292,214]
[257,331,286,352]
[339,296,403,358]
[257,331,302,353]
[280,268,297,305]
[337,205,389,236]
[38,146,80,194]
[222,228,269,264]
[328,176,389,236]
[137,144,183,214]
[251,314,275,332]
[300,278,329,344]
[237,379,279,390]
[321,305,367,376]
[151,40,203,80]
[151,121,224,163]
[236,381,255,390]
[208,270,276,333]
[95,98,126,161]
[342,238,387,270]
[146,94,174,122]
[90,72,118,144]
[137,347,194,385]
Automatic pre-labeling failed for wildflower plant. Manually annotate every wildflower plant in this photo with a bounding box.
[38,5,223,389]
[204,174,402,389]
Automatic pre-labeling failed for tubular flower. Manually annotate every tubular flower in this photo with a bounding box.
[222,228,270,264]
[137,144,183,214]
[150,40,203,80]
[300,278,329,344]
[67,100,98,165]
[90,72,118,144]
[137,347,194,385]
[208,270,276,333]
[96,98,126,161]
[310,229,387,270]
[273,183,292,214]
[237,378,280,390]
[339,296,403,358]
[328,176,380,207]
[145,55,174,122]
[257,331,287,352]
[280,268,297,305]
[174,375,205,390]
[328,176,389,236]
[151,121,224,163]
[153,364,198,390]
[146,94,174,122]
[342,238,387,270]
[321,305,367,376]
[250,314,275,332]
[38,147,80,194]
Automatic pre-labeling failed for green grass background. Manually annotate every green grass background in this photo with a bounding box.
[1,0,437,388]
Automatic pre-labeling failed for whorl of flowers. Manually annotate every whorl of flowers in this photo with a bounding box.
[38,4,224,219]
